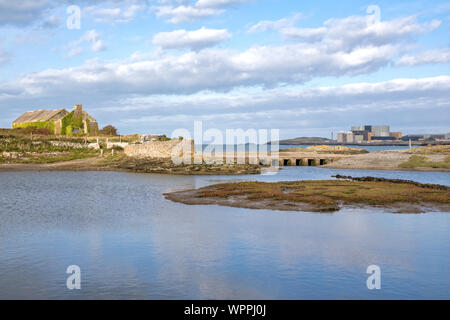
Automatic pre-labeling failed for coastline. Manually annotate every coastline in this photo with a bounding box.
[1,154,450,173]
[322,150,450,172]
[0,157,264,175]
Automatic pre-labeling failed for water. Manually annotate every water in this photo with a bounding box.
[0,168,449,299]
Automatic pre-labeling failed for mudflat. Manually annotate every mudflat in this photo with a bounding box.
[164,177,450,213]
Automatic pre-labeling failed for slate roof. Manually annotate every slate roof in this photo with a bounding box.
[13,109,69,125]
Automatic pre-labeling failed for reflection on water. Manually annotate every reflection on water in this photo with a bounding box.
[0,168,449,299]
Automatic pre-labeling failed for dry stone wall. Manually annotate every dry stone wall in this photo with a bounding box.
[124,139,194,160]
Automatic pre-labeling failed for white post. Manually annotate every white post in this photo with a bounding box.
[409,139,412,150]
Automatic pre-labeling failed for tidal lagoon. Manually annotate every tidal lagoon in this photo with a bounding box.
[1,168,449,299]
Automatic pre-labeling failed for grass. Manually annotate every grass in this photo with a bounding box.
[16,150,99,164]
[400,155,450,169]
[0,128,140,144]
[196,180,450,211]
[409,145,450,155]
[0,130,100,164]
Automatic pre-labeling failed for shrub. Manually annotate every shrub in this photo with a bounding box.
[100,125,118,136]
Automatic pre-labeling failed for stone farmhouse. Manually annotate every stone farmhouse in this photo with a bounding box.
[12,104,99,135]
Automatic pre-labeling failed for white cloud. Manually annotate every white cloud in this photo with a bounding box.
[0,1,148,27]
[248,13,302,33]
[100,76,450,113]
[249,14,442,51]
[67,46,83,57]
[0,0,50,26]
[99,76,450,136]
[195,0,251,8]
[67,30,106,57]
[85,3,147,23]
[153,0,252,23]
[154,5,222,23]
[7,42,400,96]
[153,27,231,50]
[397,49,450,66]
[4,12,443,95]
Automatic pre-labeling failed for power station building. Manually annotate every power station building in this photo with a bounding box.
[338,125,402,143]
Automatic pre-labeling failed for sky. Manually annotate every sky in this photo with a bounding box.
[0,0,449,139]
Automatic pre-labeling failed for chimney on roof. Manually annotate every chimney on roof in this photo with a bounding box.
[74,104,83,119]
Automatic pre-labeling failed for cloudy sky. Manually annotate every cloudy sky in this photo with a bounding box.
[0,0,449,138]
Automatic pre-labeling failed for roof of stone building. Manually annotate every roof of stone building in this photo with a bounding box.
[13,107,98,125]
[13,109,69,124]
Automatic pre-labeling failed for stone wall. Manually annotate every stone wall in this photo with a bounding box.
[54,119,62,135]
[73,104,83,120]
[107,142,129,149]
[124,139,194,160]
[89,121,99,135]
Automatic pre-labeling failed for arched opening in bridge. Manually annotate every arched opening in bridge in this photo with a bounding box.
[296,159,302,166]
[320,159,326,166]
[283,159,291,166]
[308,159,315,166]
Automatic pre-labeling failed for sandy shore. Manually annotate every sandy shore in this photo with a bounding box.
[323,150,450,172]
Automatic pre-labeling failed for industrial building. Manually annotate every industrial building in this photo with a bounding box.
[401,134,450,142]
[338,125,449,144]
[338,125,401,143]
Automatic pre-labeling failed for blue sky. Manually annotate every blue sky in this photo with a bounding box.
[0,0,449,138]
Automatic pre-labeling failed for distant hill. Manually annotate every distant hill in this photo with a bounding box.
[276,137,336,145]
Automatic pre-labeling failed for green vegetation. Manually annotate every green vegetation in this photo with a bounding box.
[61,111,86,135]
[12,120,55,133]
[0,129,99,164]
[400,155,450,169]
[157,135,171,141]
[19,149,99,164]
[191,179,450,212]
[409,145,450,155]
[99,125,118,136]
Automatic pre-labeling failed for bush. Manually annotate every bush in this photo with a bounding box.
[100,125,118,136]
[157,135,171,141]
[112,145,124,151]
